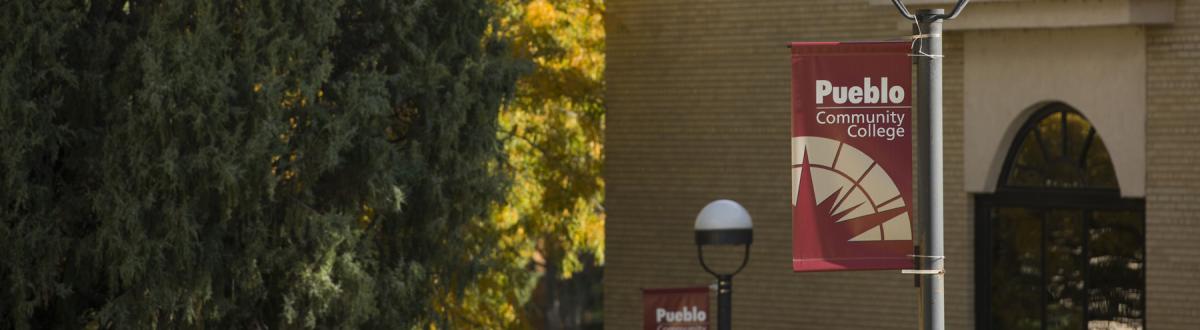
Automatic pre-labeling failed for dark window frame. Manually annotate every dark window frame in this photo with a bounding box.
[975,104,1146,330]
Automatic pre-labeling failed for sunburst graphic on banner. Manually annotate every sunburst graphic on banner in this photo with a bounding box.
[792,136,911,242]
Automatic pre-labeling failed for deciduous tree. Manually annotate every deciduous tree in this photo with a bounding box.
[437,0,607,328]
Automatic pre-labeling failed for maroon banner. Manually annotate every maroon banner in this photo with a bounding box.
[642,287,708,330]
[790,41,914,272]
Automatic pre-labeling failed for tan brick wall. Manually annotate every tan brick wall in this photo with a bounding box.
[607,0,1199,329]
[605,1,968,329]
[1146,0,1200,328]
[942,32,971,330]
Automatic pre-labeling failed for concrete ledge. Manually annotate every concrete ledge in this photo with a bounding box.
[963,28,1147,197]
[871,0,1174,31]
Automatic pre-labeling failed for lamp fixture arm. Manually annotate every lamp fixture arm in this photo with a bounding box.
[943,0,971,20]
[734,244,750,275]
[696,245,752,278]
[890,0,916,20]
[890,0,971,21]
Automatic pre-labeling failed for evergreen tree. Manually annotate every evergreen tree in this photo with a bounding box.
[0,0,520,328]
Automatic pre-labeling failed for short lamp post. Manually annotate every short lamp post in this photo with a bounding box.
[694,199,753,330]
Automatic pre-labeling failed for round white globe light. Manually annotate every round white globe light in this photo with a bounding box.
[694,200,753,230]
[694,200,753,246]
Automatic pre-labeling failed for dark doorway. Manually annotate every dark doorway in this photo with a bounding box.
[975,103,1145,330]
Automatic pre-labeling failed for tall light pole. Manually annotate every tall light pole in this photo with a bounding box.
[694,199,753,330]
[888,1,970,330]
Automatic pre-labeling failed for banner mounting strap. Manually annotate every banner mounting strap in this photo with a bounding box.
[908,18,943,59]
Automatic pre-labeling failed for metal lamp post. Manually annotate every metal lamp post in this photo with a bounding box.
[694,199,753,330]
[888,2,970,330]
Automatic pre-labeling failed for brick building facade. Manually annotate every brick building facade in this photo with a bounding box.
[605,0,1200,328]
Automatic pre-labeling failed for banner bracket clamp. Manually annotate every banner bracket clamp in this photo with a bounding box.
[901,269,944,275]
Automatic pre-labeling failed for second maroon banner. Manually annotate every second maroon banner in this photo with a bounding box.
[642,287,709,330]
[790,41,913,272]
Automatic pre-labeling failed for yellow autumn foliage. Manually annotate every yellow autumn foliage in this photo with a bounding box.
[433,0,606,328]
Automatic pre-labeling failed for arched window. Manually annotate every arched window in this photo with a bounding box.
[1000,104,1118,190]
[976,103,1144,330]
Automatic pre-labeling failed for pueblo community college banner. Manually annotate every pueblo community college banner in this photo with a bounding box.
[790,41,913,272]
[642,287,708,330]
